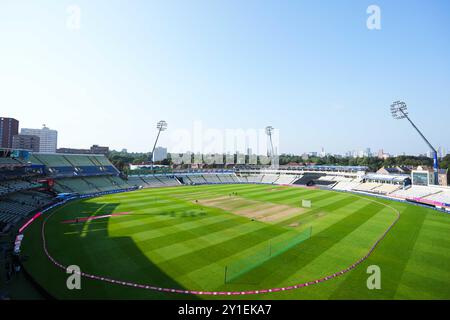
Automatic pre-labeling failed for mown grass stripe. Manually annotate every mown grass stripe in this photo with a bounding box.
[230,201,386,286]
[94,216,257,266]
[23,184,450,299]
[329,205,427,299]
[146,221,271,264]
[155,224,289,277]
[277,194,360,227]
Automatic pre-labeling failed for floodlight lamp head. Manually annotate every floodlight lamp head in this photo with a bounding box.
[157,120,168,131]
[390,101,408,120]
[265,126,274,136]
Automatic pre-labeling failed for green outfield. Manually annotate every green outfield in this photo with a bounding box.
[21,184,450,299]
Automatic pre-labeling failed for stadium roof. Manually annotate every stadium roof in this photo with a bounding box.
[363,173,410,183]
[283,165,368,172]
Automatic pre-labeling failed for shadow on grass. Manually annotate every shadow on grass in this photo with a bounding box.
[48,200,199,299]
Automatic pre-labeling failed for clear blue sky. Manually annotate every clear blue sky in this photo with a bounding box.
[1,0,449,155]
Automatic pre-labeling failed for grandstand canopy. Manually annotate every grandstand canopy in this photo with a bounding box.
[363,173,410,184]
[282,165,368,172]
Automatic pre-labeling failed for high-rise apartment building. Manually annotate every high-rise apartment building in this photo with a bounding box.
[0,117,19,149]
[12,134,40,152]
[21,125,58,153]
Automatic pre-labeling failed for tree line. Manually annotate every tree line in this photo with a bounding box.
[106,150,450,174]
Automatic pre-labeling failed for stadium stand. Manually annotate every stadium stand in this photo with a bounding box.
[339,173,409,196]
[246,174,264,184]
[0,179,41,196]
[0,191,54,226]
[0,157,27,167]
[393,187,422,199]
[275,174,301,185]
[156,175,181,186]
[29,154,73,167]
[130,167,450,209]
[261,174,279,184]
[0,154,54,229]
[217,174,238,183]
[371,184,402,195]
[292,173,334,186]
[126,176,148,188]
[332,180,361,191]
[127,175,180,188]
[128,172,242,188]
[423,188,450,204]
[52,176,131,194]
[29,153,120,178]
[234,169,359,187]
[390,185,444,199]
[202,174,223,184]
[3,153,450,233]
[353,182,382,192]
[25,153,129,195]
[237,175,249,183]
[179,175,194,185]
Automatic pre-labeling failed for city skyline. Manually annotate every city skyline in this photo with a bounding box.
[4,116,450,158]
[1,1,450,155]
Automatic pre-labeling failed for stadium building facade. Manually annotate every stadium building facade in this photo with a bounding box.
[0,117,19,149]
[12,134,40,152]
[21,126,58,153]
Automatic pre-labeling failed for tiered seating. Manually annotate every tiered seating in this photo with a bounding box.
[108,176,132,189]
[423,189,450,204]
[0,157,26,167]
[0,201,31,218]
[127,175,179,188]
[390,186,441,199]
[30,153,119,177]
[29,154,72,167]
[352,183,382,192]
[261,174,279,184]
[0,179,41,196]
[127,176,149,188]
[232,172,358,188]
[313,177,336,186]
[53,180,75,193]
[274,174,300,185]
[186,175,207,184]
[202,174,222,184]
[215,174,236,183]
[84,177,116,192]
[0,212,20,224]
[65,155,95,167]
[5,191,52,209]
[141,176,166,187]
[340,176,357,182]
[293,173,326,186]
[238,175,249,183]
[0,191,54,225]
[156,176,180,186]
[90,155,113,166]
[53,176,131,194]
[371,184,402,195]
[53,178,97,194]
[246,174,264,183]
[230,174,241,183]
[180,175,194,185]
[332,181,362,191]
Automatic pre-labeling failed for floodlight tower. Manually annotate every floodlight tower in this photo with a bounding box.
[265,126,275,166]
[150,120,168,172]
[390,101,439,185]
